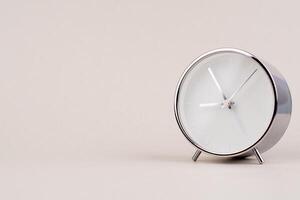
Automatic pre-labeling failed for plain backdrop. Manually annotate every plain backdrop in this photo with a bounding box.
[0,0,299,199]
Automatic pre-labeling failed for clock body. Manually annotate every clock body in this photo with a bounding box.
[174,48,292,157]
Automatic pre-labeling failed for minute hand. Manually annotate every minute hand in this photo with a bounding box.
[208,67,227,100]
[228,69,258,101]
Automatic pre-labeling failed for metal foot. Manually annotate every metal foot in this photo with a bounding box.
[192,149,202,162]
[253,148,264,164]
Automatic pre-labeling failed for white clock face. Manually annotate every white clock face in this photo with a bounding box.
[176,50,275,155]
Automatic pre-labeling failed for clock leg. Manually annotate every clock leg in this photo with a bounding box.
[192,149,202,162]
[253,148,264,164]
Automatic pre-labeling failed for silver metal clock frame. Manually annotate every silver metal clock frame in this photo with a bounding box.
[174,48,292,164]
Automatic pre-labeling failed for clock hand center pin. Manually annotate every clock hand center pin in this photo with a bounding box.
[221,99,235,109]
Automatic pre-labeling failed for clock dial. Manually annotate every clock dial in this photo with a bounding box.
[176,50,275,155]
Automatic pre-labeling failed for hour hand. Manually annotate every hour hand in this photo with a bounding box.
[199,102,222,108]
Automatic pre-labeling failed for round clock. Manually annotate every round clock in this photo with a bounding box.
[174,48,292,164]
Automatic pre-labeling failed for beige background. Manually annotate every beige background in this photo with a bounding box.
[0,0,299,199]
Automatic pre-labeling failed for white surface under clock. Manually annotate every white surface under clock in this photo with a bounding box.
[177,51,275,155]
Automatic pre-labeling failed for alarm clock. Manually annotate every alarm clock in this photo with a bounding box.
[174,48,292,164]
